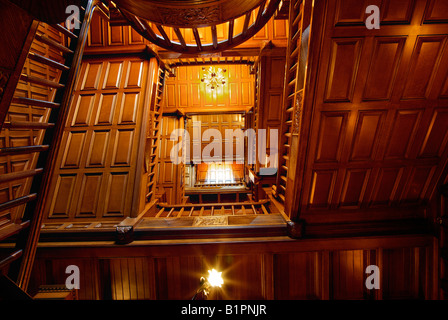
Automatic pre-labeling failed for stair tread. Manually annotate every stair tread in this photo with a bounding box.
[12,97,60,108]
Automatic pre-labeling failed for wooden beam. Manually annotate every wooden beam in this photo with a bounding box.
[211,25,218,49]
[0,145,49,156]
[173,28,186,49]
[0,194,37,212]
[12,97,60,109]
[0,168,43,184]
[256,0,267,25]
[228,19,234,44]
[242,11,252,36]
[192,28,202,51]
[156,208,165,218]
[155,24,172,47]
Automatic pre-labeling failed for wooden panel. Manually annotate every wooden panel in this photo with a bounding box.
[339,169,370,207]
[157,116,184,204]
[381,0,415,24]
[315,112,347,163]
[267,93,282,121]
[44,57,149,221]
[102,61,124,89]
[125,61,144,89]
[334,0,370,26]
[163,65,254,113]
[93,95,116,126]
[297,0,448,218]
[104,172,128,216]
[401,165,435,203]
[370,167,403,206]
[324,39,362,102]
[27,236,435,300]
[72,94,96,126]
[332,250,366,299]
[108,25,124,46]
[418,109,448,158]
[107,258,155,300]
[423,0,448,23]
[112,129,134,166]
[86,130,110,167]
[402,36,445,100]
[76,174,102,217]
[61,131,87,169]
[382,247,427,299]
[384,110,422,159]
[187,114,244,163]
[350,111,385,161]
[88,13,105,47]
[48,174,76,218]
[274,252,323,299]
[363,37,405,101]
[119,93,139,124]
[80,62,102,91]
[308,170,337,208]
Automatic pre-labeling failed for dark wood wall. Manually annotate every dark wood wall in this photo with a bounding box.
[157,114,185,204]
[279,0,448,224]
[164,65,254,114]
[41,56,155,223]
[28,234,437,300]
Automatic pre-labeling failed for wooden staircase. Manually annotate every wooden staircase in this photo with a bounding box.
[145,67,167,204]
[0,0,102,293]
[274,0,304,206]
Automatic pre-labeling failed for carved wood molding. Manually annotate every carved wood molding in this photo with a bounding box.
[292,91,303,135]
[113,0,264,28]
[158,6,222,27]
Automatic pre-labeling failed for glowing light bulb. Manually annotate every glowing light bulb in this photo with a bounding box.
[207,269,224,288]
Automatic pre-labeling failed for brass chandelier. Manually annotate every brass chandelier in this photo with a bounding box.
[201,66,227,89]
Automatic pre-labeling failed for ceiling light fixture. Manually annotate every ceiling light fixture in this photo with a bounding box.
[201,66,226,90]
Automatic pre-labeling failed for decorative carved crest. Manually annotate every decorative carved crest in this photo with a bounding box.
[193,215,228,226]
[158,6,221,27]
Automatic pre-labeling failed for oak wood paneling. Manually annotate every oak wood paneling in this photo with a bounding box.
[164,65,254,113]
[43,57,151,221]
[295,0,448,221]
[157,115,184,204]
[27,235,436,300]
